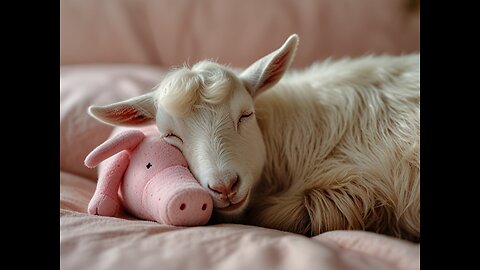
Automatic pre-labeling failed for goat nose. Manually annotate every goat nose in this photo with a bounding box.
[208,175,238,197]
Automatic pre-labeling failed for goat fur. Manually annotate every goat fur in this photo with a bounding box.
[247,54,419,242]
[88,35,420,242]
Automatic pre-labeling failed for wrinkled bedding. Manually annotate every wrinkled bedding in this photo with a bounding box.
[60,65,420,270]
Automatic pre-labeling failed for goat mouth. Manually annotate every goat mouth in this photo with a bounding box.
[218,193,248,212]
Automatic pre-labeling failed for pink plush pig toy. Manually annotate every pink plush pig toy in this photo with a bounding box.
[84,125,213,226]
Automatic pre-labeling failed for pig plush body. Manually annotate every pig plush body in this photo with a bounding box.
[84,125,213,226]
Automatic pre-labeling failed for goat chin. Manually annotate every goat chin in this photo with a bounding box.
[210,209,246,224]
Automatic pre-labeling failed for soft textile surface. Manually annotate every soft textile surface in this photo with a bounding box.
[60,0,419,68]
[60,65,419,270]
[61,173,419,270]
[60,65,166,179]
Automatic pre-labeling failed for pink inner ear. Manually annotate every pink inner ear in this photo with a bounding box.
[99,106,151,125]
[263,50,290,87]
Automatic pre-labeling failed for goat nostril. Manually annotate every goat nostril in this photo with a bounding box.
[180,203,186,210]
[202,204,207,211]
[231,176,239,190]
[209,175,240,196]
[208,184,223,194]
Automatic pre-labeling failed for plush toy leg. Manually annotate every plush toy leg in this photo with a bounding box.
[142,165,213,226]
[88,151,129,216]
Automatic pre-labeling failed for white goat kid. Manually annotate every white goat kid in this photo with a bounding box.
[89,34,420,241]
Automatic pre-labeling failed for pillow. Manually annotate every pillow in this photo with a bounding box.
[60,0,419,68]
[60,64,166,180]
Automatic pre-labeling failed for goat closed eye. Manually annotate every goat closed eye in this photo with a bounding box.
[163,133,183,144]
[238,112,253,125]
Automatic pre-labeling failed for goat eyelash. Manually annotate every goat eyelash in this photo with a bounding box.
[239,112,254,123]
[237,112,254,131]
[164,132,183,143]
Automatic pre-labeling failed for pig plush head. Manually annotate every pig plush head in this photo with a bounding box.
[85,126,213,226]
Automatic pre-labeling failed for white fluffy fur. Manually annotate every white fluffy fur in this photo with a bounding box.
[154,62,267,212]
[248,54,419,241]
[89,35,419,242]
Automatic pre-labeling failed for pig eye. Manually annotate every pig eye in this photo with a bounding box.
[146,162,152,169]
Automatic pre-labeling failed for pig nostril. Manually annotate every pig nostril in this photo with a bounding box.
[180,203,186,210]
[202,204,207,211]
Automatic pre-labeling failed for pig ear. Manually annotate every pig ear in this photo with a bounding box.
[240,34,299,98]
[84,130,145,168]
[88,92,156,126]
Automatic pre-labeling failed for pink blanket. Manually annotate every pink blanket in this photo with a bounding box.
[60,65,419,270]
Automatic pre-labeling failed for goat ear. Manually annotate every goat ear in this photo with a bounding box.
[241,34,299,98]
[88,92,156,126]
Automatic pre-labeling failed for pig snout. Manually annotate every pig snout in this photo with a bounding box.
[142,165,213,226]
[165,185,213,226]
